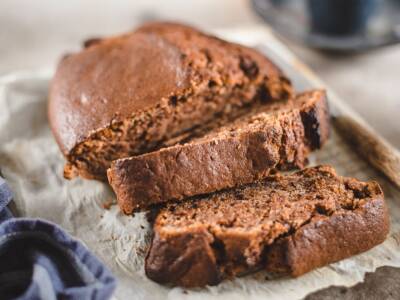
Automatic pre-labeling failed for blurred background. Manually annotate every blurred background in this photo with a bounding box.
[0,0,399,148]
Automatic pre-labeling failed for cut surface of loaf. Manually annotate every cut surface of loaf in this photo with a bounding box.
[108,89,330,214]
[145,165,389,287]
[48,22,293,180]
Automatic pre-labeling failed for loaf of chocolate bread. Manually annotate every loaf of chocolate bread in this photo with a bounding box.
[49,22,293,180]
[108,89,329,213]
[145,166,389,287]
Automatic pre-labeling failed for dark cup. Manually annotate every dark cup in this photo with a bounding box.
[308,0,378,36]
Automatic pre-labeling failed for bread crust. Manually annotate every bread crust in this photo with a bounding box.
[145,228,221,287]
[108,90,330,213]
[264,191,389,276]
[144,168,389,287]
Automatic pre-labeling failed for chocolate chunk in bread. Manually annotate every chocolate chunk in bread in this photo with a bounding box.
[145,165,389,287]
[48,22,293,180]
[108,89,330,213]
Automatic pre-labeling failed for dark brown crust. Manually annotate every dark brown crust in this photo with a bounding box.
[108,90,330,214]
[145,228,221,287]
[264,191,389,276]
[49,22,292,180]
[300,91,330,150]
[144,172,389,287]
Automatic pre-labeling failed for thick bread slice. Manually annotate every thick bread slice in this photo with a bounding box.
[108,90,330,213]
[49,22,293,180]
[145,166,389,287]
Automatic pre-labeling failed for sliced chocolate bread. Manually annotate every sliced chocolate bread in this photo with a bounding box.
[108,89,329,214]
[145,165,389,287]
[49,22,293,180]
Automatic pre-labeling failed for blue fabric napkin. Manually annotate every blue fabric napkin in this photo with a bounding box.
[0,176,117,300]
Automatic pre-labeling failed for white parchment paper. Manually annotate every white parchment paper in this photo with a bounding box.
[0,28,400,299]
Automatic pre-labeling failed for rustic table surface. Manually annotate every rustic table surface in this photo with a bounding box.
[1,0,399,298]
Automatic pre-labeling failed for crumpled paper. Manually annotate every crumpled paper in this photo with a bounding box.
[1,28,400,300]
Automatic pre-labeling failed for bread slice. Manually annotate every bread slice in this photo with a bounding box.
[145,165,389,287]
[48,22,293,180]
[108,90,329,214]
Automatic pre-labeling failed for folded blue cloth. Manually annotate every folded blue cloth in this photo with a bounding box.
[0,176,117,300]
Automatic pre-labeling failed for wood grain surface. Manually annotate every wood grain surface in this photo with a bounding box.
[333,116,400,189]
